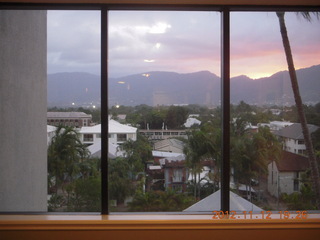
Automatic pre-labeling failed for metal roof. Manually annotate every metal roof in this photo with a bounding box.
[274,123,319,140]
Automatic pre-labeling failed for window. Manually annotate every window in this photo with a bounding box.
[294,172,300,191]
[83,134,94,142]
[0,2,320,216]
[108,10,221,212]
[117,134,127,142]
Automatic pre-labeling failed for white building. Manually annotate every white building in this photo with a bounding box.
[79,120,137,158]
[274,123,319,155]
[109,119,137,145]
[268,151,309,198]
[79,120,137,146]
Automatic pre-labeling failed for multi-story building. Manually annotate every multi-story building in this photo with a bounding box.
[47,112,92,128]
[78,119,137,157]
[274,123,319,155]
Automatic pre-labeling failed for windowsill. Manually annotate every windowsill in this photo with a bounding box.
[1,214,320,240]
[1,213,319,227]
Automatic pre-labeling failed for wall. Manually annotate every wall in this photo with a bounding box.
[0,10,47,211]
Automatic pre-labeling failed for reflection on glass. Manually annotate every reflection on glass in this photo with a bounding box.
[108,11,221,212]
[230,12,320,213]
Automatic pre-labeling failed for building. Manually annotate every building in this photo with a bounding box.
[78,120,137,157]
[139,129,188,141]
[274,123,319,155]
[267,151,310,198]
[79,124,102,146]
[270,121,294,132]
[47,112,92,128]
[79,120,137,147]
[152,151,183,164]
[159,155,188,193]
[154,138,185,154]
[108,119,138,145]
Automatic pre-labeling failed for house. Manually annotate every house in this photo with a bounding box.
[78,120,137,157]
[79,120,137,146]
[267,151,310,198]
[109,119,138,145]
[79,124,102,146]
[159,155,188,193]
[47,112,92,128]
[152,150,183,164]
[153,138,185,154]
[274,123,319,155]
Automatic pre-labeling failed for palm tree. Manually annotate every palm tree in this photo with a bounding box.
[276,12,320,208]
[48,125,89,190]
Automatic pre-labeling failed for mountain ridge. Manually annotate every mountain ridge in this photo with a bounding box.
[48,65,320,107]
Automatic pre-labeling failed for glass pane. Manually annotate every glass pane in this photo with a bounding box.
[47,10,101,212]
[230,12,320,217]
[108,11,221,212]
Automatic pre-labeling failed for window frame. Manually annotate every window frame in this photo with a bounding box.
[1,2,319,216]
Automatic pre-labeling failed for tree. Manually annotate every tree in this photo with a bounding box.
[48,126,89,190]
[108,157,135,204]
[231,126,282,200]
[166,106,189,129]
[276,12,320,208]
[119,134,152,178]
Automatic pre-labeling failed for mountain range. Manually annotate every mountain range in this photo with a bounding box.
[48,65,320,107]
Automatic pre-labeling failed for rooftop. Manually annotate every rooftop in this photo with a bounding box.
[274,123,319,140]
[47,112,92,118]
[184,189,264,212]
[152,151,183,158]
[79,120,137,134]
[277,151,310,172]
[154,138,185,151]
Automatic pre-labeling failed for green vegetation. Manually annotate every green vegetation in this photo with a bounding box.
[128,190,195,212]
[48,102,320,212]
[48,126,101,212]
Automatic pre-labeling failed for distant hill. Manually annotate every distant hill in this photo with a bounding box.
[48,65,320,107]
[48,72,100,107]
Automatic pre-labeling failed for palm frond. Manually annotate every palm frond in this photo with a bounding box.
[297,12,320,22]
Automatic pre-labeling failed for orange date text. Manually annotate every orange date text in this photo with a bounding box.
[211,210,308,220]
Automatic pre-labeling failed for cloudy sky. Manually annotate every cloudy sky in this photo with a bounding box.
[47,10,320,79]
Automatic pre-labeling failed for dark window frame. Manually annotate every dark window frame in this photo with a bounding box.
[1,3,319,215]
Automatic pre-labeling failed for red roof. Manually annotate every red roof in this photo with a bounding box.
[277,151,310,172]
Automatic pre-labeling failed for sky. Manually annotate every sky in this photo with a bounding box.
[47,10,320,79]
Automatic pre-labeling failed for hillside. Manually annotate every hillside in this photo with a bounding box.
[48,65,320,107]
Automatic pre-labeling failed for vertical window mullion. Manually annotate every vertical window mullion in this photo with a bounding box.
[101,7,109,214]
[221,8,230,213]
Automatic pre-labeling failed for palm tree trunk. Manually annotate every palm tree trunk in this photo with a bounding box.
[277,12,320,209]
